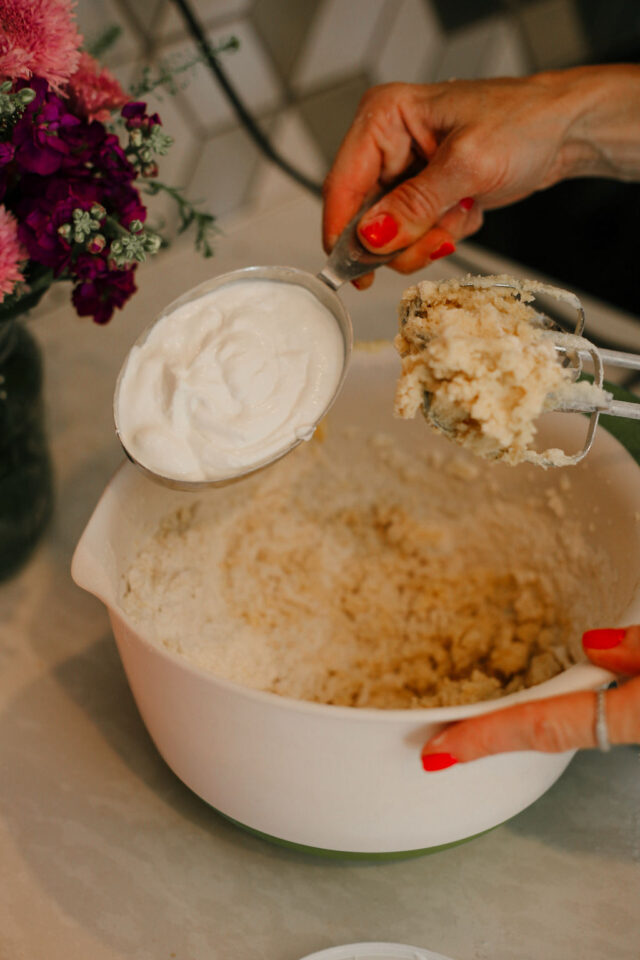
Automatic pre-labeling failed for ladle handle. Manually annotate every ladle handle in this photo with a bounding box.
[317,192,405,290]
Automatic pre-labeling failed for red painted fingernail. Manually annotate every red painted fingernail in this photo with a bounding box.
[582,628,626,650]
[429,241,456,261]
[422,752,459,772]
[360,213,398,248]
[459,197,475,211]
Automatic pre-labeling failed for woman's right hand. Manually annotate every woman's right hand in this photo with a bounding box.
[322,66,640,284]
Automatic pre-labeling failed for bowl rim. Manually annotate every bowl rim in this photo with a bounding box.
[109,596,616,723]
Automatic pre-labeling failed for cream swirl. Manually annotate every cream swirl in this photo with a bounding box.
[115,279,345,482]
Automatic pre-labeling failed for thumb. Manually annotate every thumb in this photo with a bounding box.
[357,151,473,254]
[582,625,640,676]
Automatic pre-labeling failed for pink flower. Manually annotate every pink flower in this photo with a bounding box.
[0,204,27,302]
[0,0,82,92]
[66,51,128,124]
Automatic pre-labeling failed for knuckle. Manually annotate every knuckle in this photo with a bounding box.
[355,83,414,137]
[391,179,440,225]
[357,83,397,117]
[525,704,570,753]
[447,132,479,171]
[361,82,410,106]
[448,132,500,188]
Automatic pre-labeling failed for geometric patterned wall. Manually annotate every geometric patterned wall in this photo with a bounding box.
[75,0,640,229]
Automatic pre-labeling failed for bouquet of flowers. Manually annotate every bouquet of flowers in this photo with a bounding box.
[0,0,216,324]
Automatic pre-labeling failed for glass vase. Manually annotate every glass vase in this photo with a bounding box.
[0,315,53,580]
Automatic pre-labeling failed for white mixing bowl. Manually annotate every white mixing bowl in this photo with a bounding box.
[72,346,640,856]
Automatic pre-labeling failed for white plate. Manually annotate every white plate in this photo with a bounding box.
[299,943,456,960]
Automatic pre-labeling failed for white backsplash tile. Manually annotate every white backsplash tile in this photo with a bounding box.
[250,0,325,84]
[74,0,142,65]
[107,58,141,95]
[189,125,261,218]
[157,0,254,42]
[121,0,167,40]
[250,109,326,212]
[297,72,371,165]
[520,0,588,70]
[291,0,387,94]
[162,18,284,130]
[370,0,444,86]
[434,15,525,83]
[482,17,530,78]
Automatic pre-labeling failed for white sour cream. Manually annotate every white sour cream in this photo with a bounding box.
[115,278,345,482]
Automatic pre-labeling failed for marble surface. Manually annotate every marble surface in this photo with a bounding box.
[1,193,639,960]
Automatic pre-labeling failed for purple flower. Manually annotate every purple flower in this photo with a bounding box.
[91,132,136,183]
[0,143,15,166]
[15,176,102,271]
[11,78,77,174]
[103,182,147,229]
[73,252,106,280]
[121,101,161,129]
[59,119,110,169]
[72,261,137,324]
[10,79,136,184]
[121,101,146,128]
[0,69,192,325]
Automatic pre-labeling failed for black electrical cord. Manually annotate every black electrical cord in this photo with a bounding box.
[170,0,323,198]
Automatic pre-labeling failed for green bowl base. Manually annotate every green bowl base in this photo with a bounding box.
[216,809,498,860]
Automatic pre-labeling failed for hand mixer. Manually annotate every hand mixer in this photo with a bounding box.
[419,276,640,468]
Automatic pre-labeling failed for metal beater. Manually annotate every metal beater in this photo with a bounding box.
[420,277,640,467]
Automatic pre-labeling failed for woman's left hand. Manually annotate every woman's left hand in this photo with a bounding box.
[421,627,640,771]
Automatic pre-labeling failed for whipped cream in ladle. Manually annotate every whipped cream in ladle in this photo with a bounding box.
[115,277,346,483]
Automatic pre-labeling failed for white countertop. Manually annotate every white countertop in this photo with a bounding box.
[1,192,639,960]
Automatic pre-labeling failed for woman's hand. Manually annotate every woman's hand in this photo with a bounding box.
[322,65,640,286]
[421,627,640,771]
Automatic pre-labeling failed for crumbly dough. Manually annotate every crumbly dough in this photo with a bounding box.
[394,276,606,466]
[121,425,617,709]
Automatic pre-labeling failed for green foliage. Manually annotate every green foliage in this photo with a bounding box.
[141,180,217,258]
[128,36,239,100]
[84,25,123,60]
[0,82,35,138]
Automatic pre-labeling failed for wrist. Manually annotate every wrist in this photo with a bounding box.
[533,65,640,181]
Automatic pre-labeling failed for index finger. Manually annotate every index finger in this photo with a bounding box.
[322,125,385,254]
[322,90,422,253]
[421,676,640,768]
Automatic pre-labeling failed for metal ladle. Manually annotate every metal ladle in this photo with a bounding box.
[113,195,399,491]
